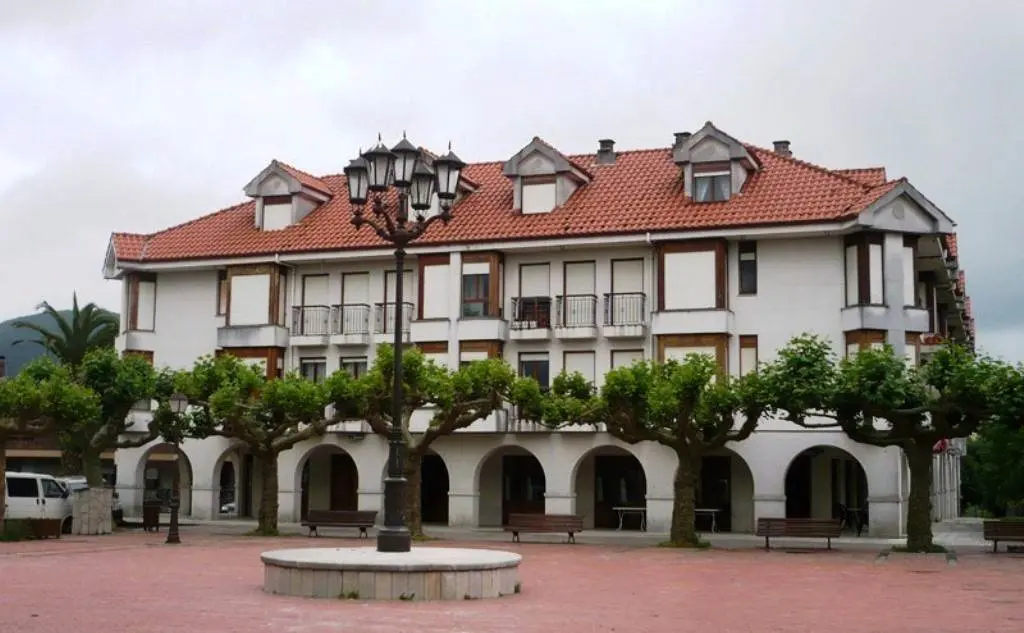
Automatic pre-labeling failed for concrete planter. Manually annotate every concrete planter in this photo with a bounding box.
[73,488,113,535]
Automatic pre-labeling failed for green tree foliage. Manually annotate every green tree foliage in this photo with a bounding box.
[762,335,1020,551]
[328,344,540,536]
[175,354,344,535]
[538,355,772,547]
[25,348,160,485]
[0,359,100,522]
[10,294,118,368]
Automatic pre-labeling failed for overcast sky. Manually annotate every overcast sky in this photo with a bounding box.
[0,0,1021,361]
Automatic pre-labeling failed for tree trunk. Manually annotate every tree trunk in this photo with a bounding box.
[82,450,105,487]
[905,443,936,552]
[256,453,279,535]
[404,451,424,537]
[0,440,7,525]
[669,451,702,546]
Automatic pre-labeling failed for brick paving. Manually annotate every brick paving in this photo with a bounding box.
[2,532,1023,632]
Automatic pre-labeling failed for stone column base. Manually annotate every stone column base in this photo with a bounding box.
[73,488,113,535]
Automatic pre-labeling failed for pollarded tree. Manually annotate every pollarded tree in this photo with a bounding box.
[539,355,772,547]
[763,335,1021,552]
[24,347,161,485]
[0,359,100,523]
[329,344,539,537]
[175,354,347,535]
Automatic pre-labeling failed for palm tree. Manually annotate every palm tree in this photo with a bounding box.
[11,294,119,368]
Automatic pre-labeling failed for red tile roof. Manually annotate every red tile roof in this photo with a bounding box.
[835,167,887,187]
[276,161,333,196]
[111,144,913,263]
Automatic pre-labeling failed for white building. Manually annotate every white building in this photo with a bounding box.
[103,122,974,537]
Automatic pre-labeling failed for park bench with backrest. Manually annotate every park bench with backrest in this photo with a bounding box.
[756,517,843,550]
[504,513,585,543]
[982,519,1024,553]
[302,510,378,538]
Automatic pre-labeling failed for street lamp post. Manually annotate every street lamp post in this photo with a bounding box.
[344,134,465,553]
[165,392,189,545]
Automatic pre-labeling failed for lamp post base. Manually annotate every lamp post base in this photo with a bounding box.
[166,501,181,545]
[376,526,412,553]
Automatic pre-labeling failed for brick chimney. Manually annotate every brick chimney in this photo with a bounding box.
[773,140,792,157]
[597,139,616,164]
[673,131,691,150]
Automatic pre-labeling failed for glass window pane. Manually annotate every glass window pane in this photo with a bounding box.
[6,477,39,498]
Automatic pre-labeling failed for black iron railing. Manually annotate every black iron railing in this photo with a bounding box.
[374,302,414,333]
[331,303,371,335]
[555,294,597,328]
[603,292,646,326]
[510,296,552,330]
[291,305,331,335]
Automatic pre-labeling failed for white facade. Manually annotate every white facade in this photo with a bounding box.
[112,231,962,538]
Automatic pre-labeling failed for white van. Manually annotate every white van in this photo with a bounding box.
[4,472,75,533]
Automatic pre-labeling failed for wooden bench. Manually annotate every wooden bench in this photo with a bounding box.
[756,518,843,550]
[302,510,378,538]
[983,519,1024,553]
[504,513,584,544]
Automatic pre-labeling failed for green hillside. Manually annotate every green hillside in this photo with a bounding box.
[0,308,119,375]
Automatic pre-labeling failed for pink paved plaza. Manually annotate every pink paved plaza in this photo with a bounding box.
[2,532,1023,632]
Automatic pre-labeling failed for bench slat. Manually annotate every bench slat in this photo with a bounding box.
[756,518,842,550]
[504,513,584,543]
[302,510,378,538]
[982,520,1024,552]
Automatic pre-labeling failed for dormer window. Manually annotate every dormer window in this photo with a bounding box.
[694,173,731,202]
[521,175,557,214]
[261,195,293,230]
[503,137,591,215]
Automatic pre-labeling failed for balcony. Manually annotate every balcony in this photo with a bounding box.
[651,308,733,336]
[839,304,891,332]
[122,329,157,353]
[554,294,598,340]
[509,297,552,341]
[410,318,452,343]
[374,302,413,344]
[903,306,931,333]
[330,304,371,347]
[602,292,647,339]
[498,406,547,433]
[457,316,508,341]
[217,324,289,348]
[290,305,330,346]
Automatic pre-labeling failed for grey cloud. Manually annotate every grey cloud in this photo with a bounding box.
[0,0,1021,360]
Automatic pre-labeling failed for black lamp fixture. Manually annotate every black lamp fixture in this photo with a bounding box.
[344,134,465,553]
[165,392,189,545]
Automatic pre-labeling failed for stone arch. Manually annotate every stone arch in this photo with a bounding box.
[377,450,451,526]
[700,447,755,533]
[211,444,257,518]
[136,442,193,516]
[475,445,547,527]
[294,444,359,520]
[784,444,869,533]
[571,445,647,530]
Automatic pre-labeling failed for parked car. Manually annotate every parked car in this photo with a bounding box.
[4,471,75,534]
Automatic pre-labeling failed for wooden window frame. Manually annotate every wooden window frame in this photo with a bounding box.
[737,241,757,295]
[903,235,919,309]
[739,335,758,375]
[298,356,328,383]
[561,350,597,384]
[692,171,731,202]
[224,264,287,326]
[656,240,727,311]
[126,272,158,332]
[216,270,228,315]
[461,272,490,318]
[340,356,368,379]
[214,347,284,380]
[905,332,921,367]
[844,233,885,307]
[463,252,503,318]
[844,330,886,357]
[518,352,551,390]
[416,254,450,320]
[655,334,728,374]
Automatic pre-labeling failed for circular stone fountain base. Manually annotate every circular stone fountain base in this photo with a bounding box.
[261,547,522,601]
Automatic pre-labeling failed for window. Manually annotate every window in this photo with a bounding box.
[340,357,368,378]
[519,353,550,390]
[42,479,65,499]
[462,274,490,317]
[694,173,730,202]
[299,358,327,383]
[521,175,557,214]
[216,271,228,315]
[6,477,38,498]
[611,349,644,368]
[739,335,758,376]
[738,241,757,295]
